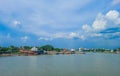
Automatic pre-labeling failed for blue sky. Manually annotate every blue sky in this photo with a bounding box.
[0,0,120,49]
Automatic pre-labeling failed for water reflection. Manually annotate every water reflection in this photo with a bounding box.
[28,56,38,68]
[0,53,120,76]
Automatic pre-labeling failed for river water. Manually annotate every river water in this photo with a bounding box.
[0,53,120,76]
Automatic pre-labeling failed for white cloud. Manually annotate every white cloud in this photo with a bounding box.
[38,32,86,40]
[69,32,77,38]
[116,18,120,24]
[13,20,21,27]
[69,32,86,40]
[1,0,120,41]
[21,36,29,42]
[82,24,92,32]
[38,37,52,41]
[82,10,120,38]
[91,33,103,37]
[83,10,120,32]
[105,10,120,25]
[106,10,119,20]
[111,0,120,5]
[80,35,86,40]
[92,13,107,31]
[92,20,106,31]
[0,0,95,38]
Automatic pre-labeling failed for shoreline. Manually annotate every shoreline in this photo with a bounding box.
[0,52,119,57]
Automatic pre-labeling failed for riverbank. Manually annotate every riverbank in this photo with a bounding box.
[1,51,120,57]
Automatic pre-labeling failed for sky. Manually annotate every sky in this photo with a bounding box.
[0,0,120,49]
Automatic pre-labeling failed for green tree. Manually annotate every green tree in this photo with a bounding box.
[0,46,2,52]
[9,45,19,53]
[40,45,54,51]
[0,46,9,54]
[54,48,61,52]
[23,46,32,50]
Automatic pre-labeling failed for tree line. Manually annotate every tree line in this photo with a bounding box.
[83,48,120,52]
[0,45,120,54]
[0,45,61,54]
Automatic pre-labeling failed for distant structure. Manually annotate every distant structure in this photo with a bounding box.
[31,47,38,51]
[63,48,67,52]
[79,47,83,52]
[70,49,75,54]
[19,47,41,55]
[110,50,114,53]
[71,49,75,51]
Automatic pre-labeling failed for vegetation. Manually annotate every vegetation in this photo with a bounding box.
[39,45,54,51]
[0,45,120,55]
[23,46,32,50]
[54,48,61,52]
[0,45,61,54]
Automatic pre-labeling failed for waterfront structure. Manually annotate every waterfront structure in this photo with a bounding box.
[70,49,75,54]
[79,47,84,52]
[71,49,75,51]
[31,47,38,51]
[19,47,40,55]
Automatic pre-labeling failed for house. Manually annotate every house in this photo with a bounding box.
[31,47,45,55]
[31,47,38,51]
[70,49,75,54]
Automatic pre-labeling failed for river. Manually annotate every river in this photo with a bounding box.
[0,53,120,76]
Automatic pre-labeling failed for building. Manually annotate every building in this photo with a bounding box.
[31,47,38,51]
[31,47,45,55]
[19,47,41,55]
[79,47,84,52]
[70,49,75,54]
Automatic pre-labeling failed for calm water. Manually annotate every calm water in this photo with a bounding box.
[0,53,120,76]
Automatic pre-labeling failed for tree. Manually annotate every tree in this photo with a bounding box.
[9,45,19,53]
[40,45,54,51]
[0,46,2,51]
[54,48,61,52]
[23,46,32,50]
[0,46,9,54]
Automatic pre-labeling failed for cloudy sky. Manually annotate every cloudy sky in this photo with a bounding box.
[0,0,120,49]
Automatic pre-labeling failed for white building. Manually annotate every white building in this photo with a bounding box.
[31,47,38,51]
[79,48,83,52]
[71,49,75,51]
